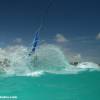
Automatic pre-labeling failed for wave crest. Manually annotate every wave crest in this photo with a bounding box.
[0,44,99,76]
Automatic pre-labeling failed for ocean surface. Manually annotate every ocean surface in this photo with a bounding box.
[0,72,100,100]
[0,44,100,100]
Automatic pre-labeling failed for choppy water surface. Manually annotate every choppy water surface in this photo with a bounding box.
[0,44,99,76]
[0,44,100,100]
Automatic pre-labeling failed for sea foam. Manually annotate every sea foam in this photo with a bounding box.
[0,44,99,76]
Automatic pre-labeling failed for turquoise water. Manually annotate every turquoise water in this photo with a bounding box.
[0,71,100,100]
[0,45,100,100]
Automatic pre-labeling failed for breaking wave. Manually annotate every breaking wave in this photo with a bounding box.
[0,44,100,77]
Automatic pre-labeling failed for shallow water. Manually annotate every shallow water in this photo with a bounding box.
[0,71,100,100]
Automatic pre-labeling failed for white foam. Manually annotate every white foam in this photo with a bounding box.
[77,62,99,69]
[0,44,100,76]
[26,71,44,77]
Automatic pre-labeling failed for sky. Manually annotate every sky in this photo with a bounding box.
[0,0,100,63]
